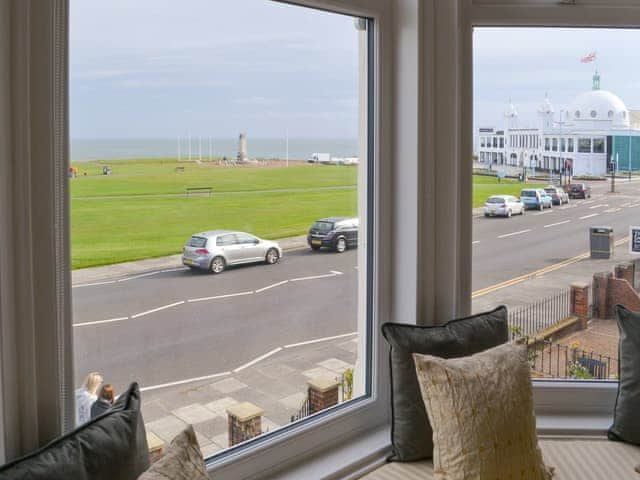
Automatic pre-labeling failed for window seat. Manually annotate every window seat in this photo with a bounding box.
[359,438,640,479]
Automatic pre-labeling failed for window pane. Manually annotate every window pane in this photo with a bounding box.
[70,0,370,458]
[473,27,640,383]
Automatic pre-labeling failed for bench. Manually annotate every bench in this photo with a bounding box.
[185,187,212,197]
[360,438,640,479]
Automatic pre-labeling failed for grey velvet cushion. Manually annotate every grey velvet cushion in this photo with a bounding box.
[138,425,208,480]
[381,306,509,461]
[608,305,640,445]
[0,382,149,480]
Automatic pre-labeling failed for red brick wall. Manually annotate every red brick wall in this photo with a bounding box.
[607,278,640,315]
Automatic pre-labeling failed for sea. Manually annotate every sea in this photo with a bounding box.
[71,138,359,162]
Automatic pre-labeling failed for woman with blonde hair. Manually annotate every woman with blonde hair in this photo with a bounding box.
[75,372,103,426]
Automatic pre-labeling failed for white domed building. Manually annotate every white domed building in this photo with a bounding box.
[477,71,640,177]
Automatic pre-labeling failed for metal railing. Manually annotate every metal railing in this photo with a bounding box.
[290,397,310,423]
[508,288,572,339]
[527,340,618,379]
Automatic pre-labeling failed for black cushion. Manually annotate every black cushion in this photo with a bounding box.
[381,306,509,462]
[608,305,640,445]
[0,382,149,480]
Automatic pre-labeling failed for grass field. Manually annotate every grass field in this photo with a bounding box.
[472,175,545,207]
[70,160,542,269]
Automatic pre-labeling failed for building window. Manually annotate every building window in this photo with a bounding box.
[575,110,581,119]
[608,110,614,119]
[545,138,550,151]
[578,138,592,153]
[493,137,498,148]
[70,0,374,461]
[560,138,566,152]
[590,109,597,118]
[499,137,504,148]
[568,138,574,152]
[481,137,485,147]
[593,138,605,153]
[552,138,558,151]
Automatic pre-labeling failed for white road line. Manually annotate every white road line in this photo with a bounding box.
[255,280,288,293]
[233,347,283,373]
[544,220,571,228]
[160,267,189,273]
[628,203,640,208]
[330,270,344,275]
[140,371,231,393]
[284,332,358,349]
[290,273,338,282]
[131,301,185,319]
[187,291,254,303]
[72,280,117,289]
[583,200,596,205]
[498,229,531,239]
[472,240,480,245]
[589,204,608,209]
[621,202,632,207]
[579,213,600,220]
[533,210,553,215]
[603,208,622,213]
[73,316,129,327]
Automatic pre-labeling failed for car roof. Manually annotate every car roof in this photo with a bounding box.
[192,230,239,238]
[315,217,353,223]
[488,194,510,199]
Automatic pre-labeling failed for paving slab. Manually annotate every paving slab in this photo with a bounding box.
[210,377,248,394]
[146,415,188,443]
[171,403,219,425]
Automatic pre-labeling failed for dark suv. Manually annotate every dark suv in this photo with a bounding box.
[568,183,591,199]
[307,217,359,253]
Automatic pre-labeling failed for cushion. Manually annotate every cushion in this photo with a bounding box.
[138,425,208,480]
[608,304,640,445]
[381,306,508,461]
[413,342,553,480]
[0,382,149,480]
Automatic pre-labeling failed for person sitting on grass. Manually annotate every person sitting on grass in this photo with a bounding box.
[91,384,115,419]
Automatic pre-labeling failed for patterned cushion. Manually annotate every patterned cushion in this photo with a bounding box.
[413,343,553,479]
[138,425,208,480]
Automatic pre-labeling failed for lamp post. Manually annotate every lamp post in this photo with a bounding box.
[629,126,632,181]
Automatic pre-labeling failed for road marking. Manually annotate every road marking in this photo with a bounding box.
[131,301,185,319]
[255,280,289,293]
[472,236,629,299]
[589,204,608,209]
[579,213,600,220]
[544,220,570,228]
[290,273,339,282]
[140,371,231,393]
[603,208,622,213]
[72,280,117,288]
[621,202,632,207]
[233,347,283,373]
[472,240,480,245]
[534,210,553,215]
[497,229,531,239]
[73,316,129,327]
[117,271,164,282]
[583,200,595,205]
[284,332,358,349]
[628,203,640,208]
[187,291,254,303]
[330,270,344,275]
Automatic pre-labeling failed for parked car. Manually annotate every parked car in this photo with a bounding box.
[520,188,552,211]
[483,195,525,217]
[182,230,282,273]
[307,217,358,253]
[568,183,591,199]
[544,186,569,205]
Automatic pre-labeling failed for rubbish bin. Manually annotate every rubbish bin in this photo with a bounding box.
[590,226,614,259]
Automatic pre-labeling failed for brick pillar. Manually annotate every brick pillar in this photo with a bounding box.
[227,402,263,447]
[615,262,635,286]
[308,376,340,414]
[571,282,590,329]
[592,272,612,319]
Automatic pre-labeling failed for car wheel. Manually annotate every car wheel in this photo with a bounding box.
[506,209,512,218]
[210,256,226,274]
[265,248,279,264]
[310,244,321,251]
[335,237,347,253]
[484,213,490,217]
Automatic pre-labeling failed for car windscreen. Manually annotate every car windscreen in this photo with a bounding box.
[311,221,334,233]
[486,198,504,204]
[187,236,207,248]
[520,191,537,197]
[570,184,583,190]
[544,188,555,194]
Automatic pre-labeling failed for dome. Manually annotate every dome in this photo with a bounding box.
[538,95,554,114]
[504,101,518,118]
[567,89,629,127]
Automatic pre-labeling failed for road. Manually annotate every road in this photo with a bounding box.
[73,178,640,391]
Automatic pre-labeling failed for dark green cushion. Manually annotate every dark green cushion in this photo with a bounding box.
[381,306,509,461]
[0,383,149,480]
[608,305,640,445]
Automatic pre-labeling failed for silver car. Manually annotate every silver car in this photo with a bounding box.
[182,230,282,273]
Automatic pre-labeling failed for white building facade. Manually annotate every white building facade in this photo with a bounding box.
[478,72,640,177]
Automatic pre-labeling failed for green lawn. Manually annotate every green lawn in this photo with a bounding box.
[69,160,543,269]
[472,175,545,208]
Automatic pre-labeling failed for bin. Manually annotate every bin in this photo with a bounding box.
[590,226,614,259]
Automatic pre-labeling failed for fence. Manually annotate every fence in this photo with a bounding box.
[290,397,310,423]
[527,339,618,379]
[508,288,572,339]
[290,369,353,424]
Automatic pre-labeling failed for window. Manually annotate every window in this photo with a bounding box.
[69,0,375,465]
[552,138,558,151]
[608,110,614,119]
[561,138,566,152]
[499,137,504,148]
[568,138,575,152]
[545,138,550,151]
[578,138,592,153]
[590,109,597,118]
[481,137,486,147]
[493,137,498,148]
[575,110,581,119]
[593,138,605,153]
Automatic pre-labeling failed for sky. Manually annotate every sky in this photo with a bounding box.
[474,28,640,133]
[70,0,360,139]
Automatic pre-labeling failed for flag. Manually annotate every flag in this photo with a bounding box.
[581,51,596,63]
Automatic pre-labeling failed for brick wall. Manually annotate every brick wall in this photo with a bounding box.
[607,278,640,314]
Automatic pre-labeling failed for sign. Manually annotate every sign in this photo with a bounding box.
[631,226,640,254]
